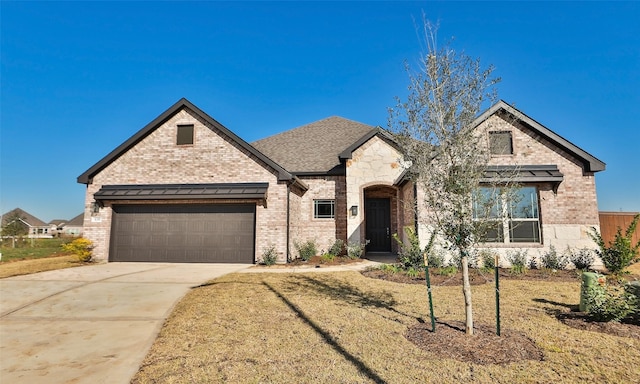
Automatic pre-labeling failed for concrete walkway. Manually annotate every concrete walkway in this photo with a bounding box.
[0,262,249,384]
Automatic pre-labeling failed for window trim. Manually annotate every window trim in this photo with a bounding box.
[474,186,541,244]
[313,199,335,219]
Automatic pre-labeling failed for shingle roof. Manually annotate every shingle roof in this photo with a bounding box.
[252,116,376,174]
[1,208,47,227]
[66,213,84,226]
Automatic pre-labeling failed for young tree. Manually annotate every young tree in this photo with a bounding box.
[389,20,505,335]
[1,212,29,248]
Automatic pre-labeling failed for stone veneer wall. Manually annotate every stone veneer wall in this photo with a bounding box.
[345,136,405,247]
[83,108,289,262]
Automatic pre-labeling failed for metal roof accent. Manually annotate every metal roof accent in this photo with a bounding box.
[94,183,269,201]
[481,165,564,183]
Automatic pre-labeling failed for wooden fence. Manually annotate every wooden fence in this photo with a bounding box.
[598,212,640,246]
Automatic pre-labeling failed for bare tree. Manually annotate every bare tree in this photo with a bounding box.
[1,212,29,248]
[389,20,509,335]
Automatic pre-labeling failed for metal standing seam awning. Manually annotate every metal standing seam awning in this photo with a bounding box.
[481,165,564,192]
[93,183,269,203]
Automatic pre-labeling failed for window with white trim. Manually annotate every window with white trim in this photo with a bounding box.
[314,200,335,219]
[474,186,540,243]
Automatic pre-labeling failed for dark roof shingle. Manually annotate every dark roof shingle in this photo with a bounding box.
[252,116,376,173]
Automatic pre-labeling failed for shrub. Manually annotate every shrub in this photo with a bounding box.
[261,245,278,266]
[294,239,318,261]
[61,237,93,262]
[479,250,497,271]
[320,253,335,263]
[406,267,420,278]
[585,275,638,322]
[589,214,640,275]
[379,264,401,274]
[328,239,344,257]
[437,265,458,276]
[427,249,445,268]
[346,242,364,259]
[528,255,539,270]
[569,247,596,270]
[540,245,570,270]
[507,250,528,275]
[392,226,423,270]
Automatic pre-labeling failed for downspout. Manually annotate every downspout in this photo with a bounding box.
[286,184,291,263]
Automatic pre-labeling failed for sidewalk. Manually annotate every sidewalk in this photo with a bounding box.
[240,254,395,274]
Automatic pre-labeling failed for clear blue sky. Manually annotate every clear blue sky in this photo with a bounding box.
[1,1,639,222]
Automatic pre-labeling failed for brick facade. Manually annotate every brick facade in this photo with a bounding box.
[83,107,289,262]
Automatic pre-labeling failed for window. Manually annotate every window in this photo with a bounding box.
[314,200,335,219]
[177,124,194,145]
[489,131,513,155]
[474,186,540,243]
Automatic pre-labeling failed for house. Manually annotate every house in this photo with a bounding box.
[61,213,84,237]
[78,98,605,263]
[1,208,53,239]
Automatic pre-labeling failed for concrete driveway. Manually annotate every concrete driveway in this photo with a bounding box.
[0,262,250,383]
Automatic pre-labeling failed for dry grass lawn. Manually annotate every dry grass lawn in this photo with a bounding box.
[0,255,86,278]
[133,271,640,383]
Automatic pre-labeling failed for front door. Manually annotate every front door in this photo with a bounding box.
[365,198,391,252]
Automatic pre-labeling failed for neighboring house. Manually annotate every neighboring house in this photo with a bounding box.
[62,213,84,237]
[78,98,605,264]
[1,208,53,239]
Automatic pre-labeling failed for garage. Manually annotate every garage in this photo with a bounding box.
[109,204,256,263]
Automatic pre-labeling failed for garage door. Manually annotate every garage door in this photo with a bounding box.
[109,204,255,263]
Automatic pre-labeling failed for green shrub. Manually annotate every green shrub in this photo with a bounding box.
[589,214,640,275]
[585,276,638,322]
[436,265,458,276]
[427,250,445,268]
[61,237,93,262]
[540,245,570,270]
[392,226,423,270]
[294,240,318,261]
[328,239,344,257]
[406,267,420,278]
[479,250,497,271]
[346,242,364,259]
[507,250,528,275]
[320,253,335,263]
[261,245,278,266]
[379,264,401,274]
[528,255,539,270]
[569,247,596,270]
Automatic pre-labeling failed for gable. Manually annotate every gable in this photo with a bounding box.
[474,101,605,173]
[78,98,298,185]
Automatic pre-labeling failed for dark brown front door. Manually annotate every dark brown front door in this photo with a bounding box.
[365,198,391,252]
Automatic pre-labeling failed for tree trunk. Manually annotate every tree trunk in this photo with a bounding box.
[461,252,474,335]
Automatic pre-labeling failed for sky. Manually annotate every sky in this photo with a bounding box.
[1,1,639,222]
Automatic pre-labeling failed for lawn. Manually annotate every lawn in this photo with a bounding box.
[0,238,70,262]
[132,271,640,383]
[0,238,87,278]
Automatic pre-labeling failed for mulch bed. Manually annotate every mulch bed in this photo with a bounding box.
[254,255,364,269]
[361,267,582,286]
[556,312,640,339]
[406,321,544,365]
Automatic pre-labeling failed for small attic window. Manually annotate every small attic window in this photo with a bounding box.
[177,124,194,145]
[489,131,513,155]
